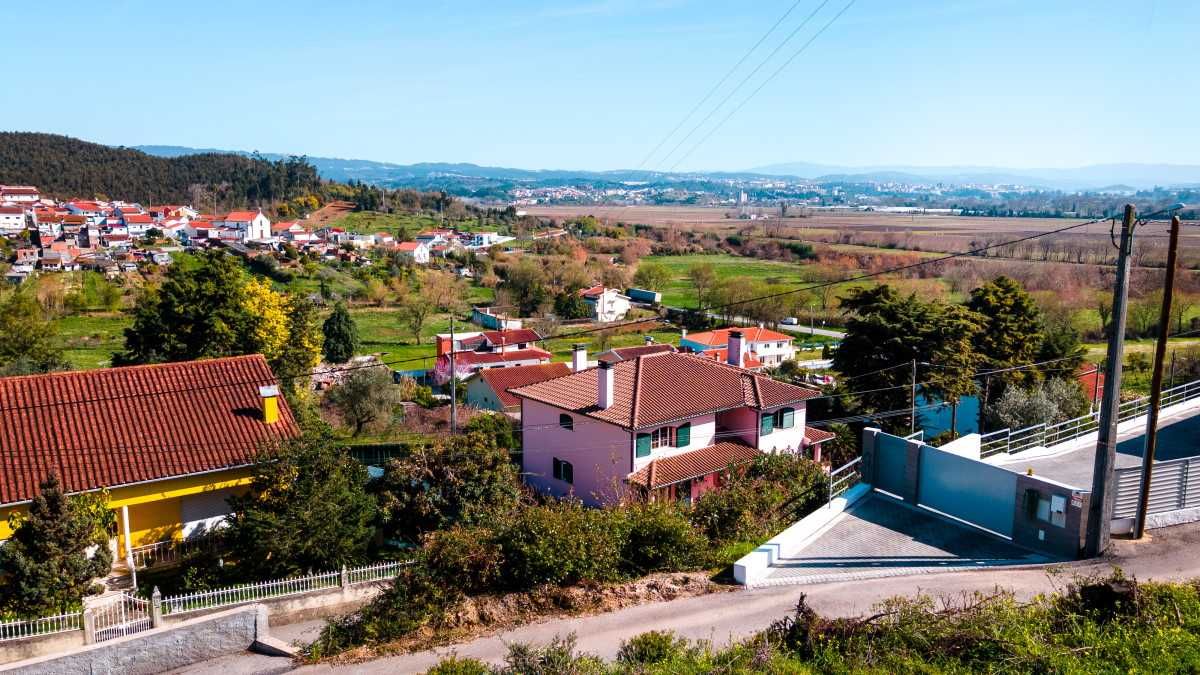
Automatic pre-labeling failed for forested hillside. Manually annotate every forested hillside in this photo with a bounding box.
[0,132,323,209]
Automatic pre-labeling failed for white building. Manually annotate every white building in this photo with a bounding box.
[578,285,631,323]
[0,206,25,235]
[396,241,430,264]
[0,185,39,204]
[218,210,272,242]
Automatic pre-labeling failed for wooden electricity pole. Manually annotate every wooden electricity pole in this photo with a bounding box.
[1134,215,1182,538]
[1085,204,1136,557]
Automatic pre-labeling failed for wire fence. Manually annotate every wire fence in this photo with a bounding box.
[980,378,1200,459]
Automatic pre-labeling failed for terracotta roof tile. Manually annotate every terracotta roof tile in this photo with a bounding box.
[443,348,552,367]
[804,426,836,444]
[597,343,675,364]
[627,441,759,489]
[482,329,541,345]
[0,355,300,505]
[477,363,572,409]
[510,352,818,430]
[685,326,794,346]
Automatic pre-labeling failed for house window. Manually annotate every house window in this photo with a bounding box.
[760,412,774,436]
[650,426,674,449]
[774,408,795,429]
[559,414,574,430]
[675,422,691,448]
[636,433,651,458]
[552,458,574,484]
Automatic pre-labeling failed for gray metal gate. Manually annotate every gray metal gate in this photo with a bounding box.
[1114,457,1200,519]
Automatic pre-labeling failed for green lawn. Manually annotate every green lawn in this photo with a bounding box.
[643,254,816,308]
[326,212,443,239]
[54,313,131,370]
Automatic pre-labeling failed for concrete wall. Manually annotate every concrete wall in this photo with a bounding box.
[0,631,85,667]
[918,444,1017,537]
[1011,473,1090,559]
[939,433,982,459]
[0,605,266,675]
[521,399,631,506]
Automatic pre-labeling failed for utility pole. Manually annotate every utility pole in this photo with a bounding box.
[449,315,458,433]
[1135,215,1182,538]
[1085,204,1136,557]
[910,358,917,435]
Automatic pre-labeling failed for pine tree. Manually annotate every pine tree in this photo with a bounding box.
[0,474,113,617]
[322,302,359,364]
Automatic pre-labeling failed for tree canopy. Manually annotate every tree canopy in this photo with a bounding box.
[322,302,359,364]
[224,430,376,579]
[0,474,113,617]
[0,288,69,375]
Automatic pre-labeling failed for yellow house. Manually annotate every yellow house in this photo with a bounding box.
[0,355,300,561]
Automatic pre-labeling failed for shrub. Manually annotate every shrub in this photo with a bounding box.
[496,502,624,589]
[425,656,492,675]
[616,502,706,575]
[422,526,504,594]
[309,566,456,657]
[616,630,691,666]
[689,480,764,544]
[501,634,602,675]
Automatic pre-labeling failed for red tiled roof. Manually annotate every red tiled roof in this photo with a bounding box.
[0,206,23,215]
[804,426,836,444]
[577,284,606,298]
[122,214,153,223]
[445,347,552,367]
[685,326,793,346]
[482,329,541,345]
[510,351,819,430]
[0,355,300,506]
[628,441,759,489]
[597,343,676,364]
[396,241,422,252]
[0,186,38,195]
[223,211,260,222]
[478,362,572,409]
[697,348,763,370]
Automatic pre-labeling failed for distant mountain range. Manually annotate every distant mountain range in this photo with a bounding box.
[746,161,1200,191]
[134,145,1200,192]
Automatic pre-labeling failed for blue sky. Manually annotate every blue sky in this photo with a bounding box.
[3,1,1196,171]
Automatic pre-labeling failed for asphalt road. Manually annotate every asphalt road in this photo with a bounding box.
[174,520,1200,675]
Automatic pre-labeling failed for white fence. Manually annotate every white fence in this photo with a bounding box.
[1113,456,1200,520]
[130,533,224,570]
[161,559,410,616]
[0,611,82,643]
[0,559,411,644]
[981,378,1200,459]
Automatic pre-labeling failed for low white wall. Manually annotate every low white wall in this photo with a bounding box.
[0,605,266,675]
[938,433,981,460]
[734,483,871,586]
[1111,505,1200,535]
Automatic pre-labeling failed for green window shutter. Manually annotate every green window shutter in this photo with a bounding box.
[760,413,774,436]
[778,408,795,429]
[636,433,652,457]
[675,423,691,447]
[562,461,573,484]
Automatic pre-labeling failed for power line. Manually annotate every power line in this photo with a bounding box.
[669,0,858,171]
[634,0,811,170]
[655,0,834,170]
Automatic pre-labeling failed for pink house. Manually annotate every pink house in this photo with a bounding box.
[511,334,833,506]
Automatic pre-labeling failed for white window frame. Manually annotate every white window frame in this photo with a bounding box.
[650,426,674,449]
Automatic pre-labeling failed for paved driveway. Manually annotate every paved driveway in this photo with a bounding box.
[760,495,1048,586]
[993,406,1200,488]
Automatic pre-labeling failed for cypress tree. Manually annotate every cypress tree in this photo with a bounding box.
[322,302,359,364]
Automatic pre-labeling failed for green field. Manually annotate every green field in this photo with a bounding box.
[643,254,814,308]
[326,212,443,239]
[54,314,130,370]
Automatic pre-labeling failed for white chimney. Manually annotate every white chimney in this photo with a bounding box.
[681,328,688,339]
[728,330,744,368]
[572,343,588,372]
[598,361,614,409]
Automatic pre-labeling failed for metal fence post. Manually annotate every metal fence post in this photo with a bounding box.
[150,587,163,628]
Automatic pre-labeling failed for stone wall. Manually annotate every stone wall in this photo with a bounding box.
[0,605,266,675]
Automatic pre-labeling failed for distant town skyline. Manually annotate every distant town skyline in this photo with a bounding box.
[3,1,1196,172]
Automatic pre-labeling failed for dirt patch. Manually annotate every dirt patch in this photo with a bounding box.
[327,572,731,663]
